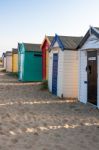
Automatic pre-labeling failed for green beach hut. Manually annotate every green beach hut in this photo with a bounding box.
[18,43,42,82]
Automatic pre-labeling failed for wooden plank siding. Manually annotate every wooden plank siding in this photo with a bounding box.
[12,53,18,73]
[18,43,42,82]
[57,49,64,97]
[79,50,87,104]
[48,51,53,92]
[6,53,12,72]
[63,50,78,98]
[49,49,79,98]
[4,57,6,69]
[41,36,54,81]
[46,50,49,80]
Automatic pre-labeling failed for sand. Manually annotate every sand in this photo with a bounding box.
[0,70,99,150]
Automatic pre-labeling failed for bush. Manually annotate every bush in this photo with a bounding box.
[41,80,48,90]
[7,72,18,78]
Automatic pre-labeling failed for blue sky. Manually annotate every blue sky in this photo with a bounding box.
[0,0,99,56]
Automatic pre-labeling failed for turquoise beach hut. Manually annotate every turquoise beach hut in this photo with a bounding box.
[18,43,42,82]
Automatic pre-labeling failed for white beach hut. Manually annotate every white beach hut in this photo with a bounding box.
[6,51,12,72]
[48,34,82,99]
[2,52,6,69]
[78,26,99,108]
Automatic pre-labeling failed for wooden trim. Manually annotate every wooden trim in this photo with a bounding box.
[78,27,99,49]
[40,36,51,49]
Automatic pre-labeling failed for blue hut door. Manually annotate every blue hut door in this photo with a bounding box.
[52,53,58,95]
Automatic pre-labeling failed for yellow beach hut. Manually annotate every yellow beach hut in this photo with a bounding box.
[12,48,18,73]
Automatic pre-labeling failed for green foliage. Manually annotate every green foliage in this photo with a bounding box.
[41,80,48,90]
[7,72,18,78]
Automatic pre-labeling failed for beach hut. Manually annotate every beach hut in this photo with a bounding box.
[2,52,6,69]
[12,48,18,73]
[48,34,82,99]
[18,43,42,82]
[6,51,12,72]
[41,36,54,80]
[78,26,99,108]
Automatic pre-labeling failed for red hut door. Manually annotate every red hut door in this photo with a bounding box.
[42,40,49,80]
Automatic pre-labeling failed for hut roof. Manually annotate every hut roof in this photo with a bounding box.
[59,36,83,50]
[40,36,54,49]
[23,43,41,52]
[77,26,99,49]
[47,36,54,43]
[50,35,83,50]
[12,48,18,54]
[95,27,99,31]
[6,51,12,56]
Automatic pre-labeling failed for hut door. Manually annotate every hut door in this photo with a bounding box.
[87,51,97,105]
[19,54,23,80]
[52,53,58,95]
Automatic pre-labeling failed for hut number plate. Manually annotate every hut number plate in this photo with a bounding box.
[88,57,96,60]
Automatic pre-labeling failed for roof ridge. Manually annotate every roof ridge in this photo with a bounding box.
[23,42,40,45]
[58,35,83,38]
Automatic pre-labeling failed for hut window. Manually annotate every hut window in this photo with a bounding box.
[34,54,42,57]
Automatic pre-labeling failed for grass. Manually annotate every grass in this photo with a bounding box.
[7,72,18,78]
[40,80,48,90]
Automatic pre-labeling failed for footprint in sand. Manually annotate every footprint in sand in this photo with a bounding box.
[97,126,99,129]
[43,122,47,127]
[54,133,61,137]
[11,138,18,144]
[0,130,5,135]
[34,132,39,136]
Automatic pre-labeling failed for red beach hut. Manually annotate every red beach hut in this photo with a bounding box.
[41,36,53,80]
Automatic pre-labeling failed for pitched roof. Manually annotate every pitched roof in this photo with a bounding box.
[59,36,83,49]
[6,51,12,56]
[23,43,41,52]
[40,36,54,49]
[50,35,83,50]
[12,48,18,54]
[77,26,99,49]
[47,36,54,43]
[95,27,99,31]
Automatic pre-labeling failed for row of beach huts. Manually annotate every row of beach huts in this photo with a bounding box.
[2,26,99,108]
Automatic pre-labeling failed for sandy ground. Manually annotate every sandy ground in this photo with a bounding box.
[0,70,99,150]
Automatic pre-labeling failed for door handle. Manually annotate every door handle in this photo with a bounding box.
[86,65,91,74]
[84,81,87,84]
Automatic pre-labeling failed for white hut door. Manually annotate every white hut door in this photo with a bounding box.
[87,51,97,105]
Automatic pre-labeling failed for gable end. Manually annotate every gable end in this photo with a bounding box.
[49,34,64,52]
[78,27,99,49]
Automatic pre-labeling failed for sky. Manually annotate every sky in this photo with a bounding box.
[0,0,99,56]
